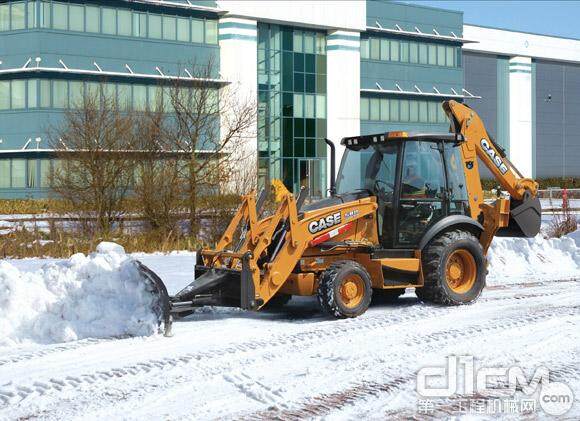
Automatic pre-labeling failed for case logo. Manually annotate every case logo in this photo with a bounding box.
[308,212,341,234]
[481,138,508,174]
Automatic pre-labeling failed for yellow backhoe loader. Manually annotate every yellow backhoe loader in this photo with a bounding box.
[140,100,541,333]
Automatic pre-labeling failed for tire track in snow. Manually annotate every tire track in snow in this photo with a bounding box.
[0,277,574,370]
[0,336,127,367]
[228,305,580,420]
[1,303,577,412]
[243,376,414,421]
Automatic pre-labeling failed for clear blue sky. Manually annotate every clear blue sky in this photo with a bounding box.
[402,1,580,39]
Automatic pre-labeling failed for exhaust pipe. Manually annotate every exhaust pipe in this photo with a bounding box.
[325,138,336,196]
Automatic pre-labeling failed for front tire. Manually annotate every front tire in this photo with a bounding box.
[416,230,486,305]
[317,261,373,318]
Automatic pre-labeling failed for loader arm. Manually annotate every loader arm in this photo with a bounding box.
[443,100,541,249]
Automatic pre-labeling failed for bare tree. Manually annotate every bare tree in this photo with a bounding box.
[165,60,257,236]
[132,102,183,233]
[49,85,136,236]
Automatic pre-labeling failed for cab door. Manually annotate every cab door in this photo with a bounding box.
[395,140,448,247]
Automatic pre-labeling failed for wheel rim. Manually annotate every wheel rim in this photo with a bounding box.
[339,274,365,308]
[445,249,477,294]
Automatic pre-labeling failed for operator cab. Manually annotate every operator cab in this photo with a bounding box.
[336,131,470,249]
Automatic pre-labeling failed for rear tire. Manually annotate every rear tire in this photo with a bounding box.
[317,261,373,318]
[416,230,486,305]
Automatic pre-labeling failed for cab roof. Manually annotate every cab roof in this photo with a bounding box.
[341,132,464,149]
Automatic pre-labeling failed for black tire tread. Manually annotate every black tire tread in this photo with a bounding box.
[416,229,485,305]
[317,260,372,318]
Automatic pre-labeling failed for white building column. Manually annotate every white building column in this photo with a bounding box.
[508,56,533,177]
[218,17,258,188]
[326,30,360,190]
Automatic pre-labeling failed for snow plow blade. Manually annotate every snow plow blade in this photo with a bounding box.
[132,260,172,336]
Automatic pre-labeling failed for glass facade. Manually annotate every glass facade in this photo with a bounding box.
[0,0,218,45]
[258,23,327,197]
[0,158,50,190]
[361,36,461,68]
[0,79,218,112]
[360,97,448,124]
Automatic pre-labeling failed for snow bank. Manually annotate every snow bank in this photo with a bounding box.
[0,242,159,347]
[487,233,580,284]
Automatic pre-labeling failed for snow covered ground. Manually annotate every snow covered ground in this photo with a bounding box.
[0,233,579,420]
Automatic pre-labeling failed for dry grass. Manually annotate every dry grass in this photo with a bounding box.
[0,227,204,259]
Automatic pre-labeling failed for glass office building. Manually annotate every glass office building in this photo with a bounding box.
[1,0,577,198]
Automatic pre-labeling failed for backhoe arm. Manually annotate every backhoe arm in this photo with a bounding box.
[444,100,538,203]
[443,100,541,244]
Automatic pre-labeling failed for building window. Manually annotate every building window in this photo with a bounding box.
[176,17,189,42]
[0,160,10,188]
[27,0,35,28]
[400,41,409,62]
[148,14,161,39]
[117,10,132,36]
[69,81,84,108]
[370,38,380,60]
[1,2,218,46]
[40,0,50,28]
[53,3,68,31]
[437,45,446,66]
[360,97,449,125]
[191,18,203,43]
[102,8,116,35]
[390,40,400,62]
[133,12,146,37]
[27,159,37,188]
[419,101,428,123]
[205,19,217,44]
[360,38,369,59]
[259,24,327,195]
[86,6,100,33]
[0,4,9,32]
[419,43,427,64]
[446,46,455,67]
[360,97,369,120]
[11,159,26,188]
[0,81,9,110]
[361,36,459,68]
[11,80,26,109]
[69,4,84,32]
[40,159,51,188]
[27,79,38,108]
[409,42,418,64]
[40,80,51,108]
[379,98,389,121]
[162,15,176,40]
[11,1,26,30]
[369,98,380,120]
[428,44,437,65]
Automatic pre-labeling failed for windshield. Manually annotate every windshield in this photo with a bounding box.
[336,144,398,195]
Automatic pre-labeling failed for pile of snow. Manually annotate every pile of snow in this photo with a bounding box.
[488,233,580,284]
[0,242,159,347]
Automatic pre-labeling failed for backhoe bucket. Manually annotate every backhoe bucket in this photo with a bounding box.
[497,196,542,238]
